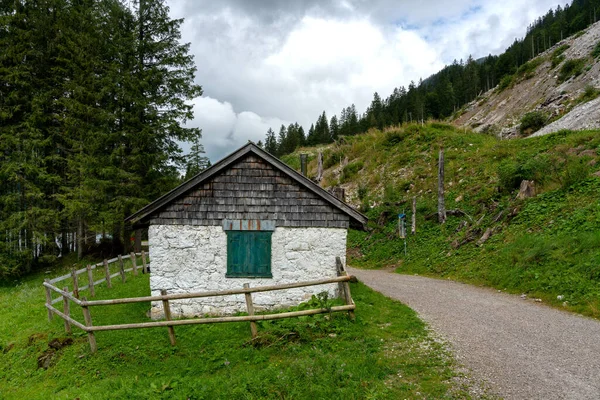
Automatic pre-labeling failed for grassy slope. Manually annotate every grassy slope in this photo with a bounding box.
[0,264,472,399]
[283,124,600,318]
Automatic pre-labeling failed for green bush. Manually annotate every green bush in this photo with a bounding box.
[578,85,600,103]
[497,74,514,91]
[591,41,600,58]
[520,111,547,135]
[551,44,570,68]
[323,149,344,169]
[497,154,552,192]
[558,58,586,82]
[341,161,364,182]
[561,157,590,189]
[383,130,406,147]
[517,57,544,78]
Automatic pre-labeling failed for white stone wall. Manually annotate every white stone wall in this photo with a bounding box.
[148,225,347,318]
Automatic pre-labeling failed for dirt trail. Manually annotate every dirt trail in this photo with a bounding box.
[349,268,600,400]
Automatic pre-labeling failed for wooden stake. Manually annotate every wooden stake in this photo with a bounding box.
[103,259,112,289]
[44,279,53,321]
[438,148,447,224]
[160,289,176,346]
[86,264,95,297]
[62,286,71,334]
[243,283,258,339]
[141,251,148,273]
[130,252,138,276]
[316,152,324,183]
[71,268,79,298]
[336,257,355,320]
[81,297,97,353]
[411,196,417,235]
[118,254,126,283]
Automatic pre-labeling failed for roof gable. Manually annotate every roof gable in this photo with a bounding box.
[126,142,367,229]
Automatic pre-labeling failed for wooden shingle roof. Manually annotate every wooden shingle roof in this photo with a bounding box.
[125,142,367,229]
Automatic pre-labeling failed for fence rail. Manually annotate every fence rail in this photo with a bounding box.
[43,255,356,353]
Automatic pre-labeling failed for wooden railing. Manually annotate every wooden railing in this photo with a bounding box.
[43,256,356,353]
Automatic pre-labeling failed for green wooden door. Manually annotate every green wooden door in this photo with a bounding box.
[226,231,272,277]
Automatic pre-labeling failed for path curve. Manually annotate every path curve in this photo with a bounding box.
[349,268,600,400]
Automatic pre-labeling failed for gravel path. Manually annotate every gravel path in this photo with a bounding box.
[349,268,600,400]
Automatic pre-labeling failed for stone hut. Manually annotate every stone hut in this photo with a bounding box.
[125,142,367,317]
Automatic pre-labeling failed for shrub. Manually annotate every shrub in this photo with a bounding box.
[551,44,570,68]
[561,157,590,189]
[497,154,552,192]
[497,74,514,91]
[592,41,600,58]
[341,161,364,182]
[517,57,544,78]
[520,111,547,135]
[577,85,600,103]
[558,58,586,82]
[383,130,405,148]
[323,149,344,169]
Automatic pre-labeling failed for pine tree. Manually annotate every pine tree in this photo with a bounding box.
[264,128,277,155]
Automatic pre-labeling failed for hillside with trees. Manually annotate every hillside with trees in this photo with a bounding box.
[0,0,208,277]
[266,0,600,157]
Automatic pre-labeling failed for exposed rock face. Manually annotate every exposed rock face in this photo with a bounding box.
[454,20,600,137]
[148,225,347,317]
[517,180,536,200]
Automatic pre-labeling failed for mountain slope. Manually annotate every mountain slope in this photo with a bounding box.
[454,21,600,137]
[282,124,600,318]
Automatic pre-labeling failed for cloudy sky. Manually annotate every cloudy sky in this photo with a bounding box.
[167,0,564,161]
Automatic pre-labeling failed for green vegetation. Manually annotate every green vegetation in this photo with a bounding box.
[592,41,600,59]
[516,57,545,79]
[551,44,570,68]
[0,266,469,399]
[576,85,600,103]
[0,0,207,277]
[497,74,515,92]
[288,124,600,319]
[558,58,587,82]
[520,111,548,135]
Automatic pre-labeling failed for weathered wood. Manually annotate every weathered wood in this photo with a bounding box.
[86,265,95,297]
[141,251,148,273]
[243,283,258,339]
[43,282,83,305]
[103,259,112,289]
[336,257,355,319]
[134,229,142,253]
[438,148,446,224]
[118,255,126,283]
[62,286,71,334]
[71,269,79,299]
[130,252,138,276]
[44,304,88,331]
[87,304,356,332]
[477,228,493,246]
[81,297,97,353]
[160,289,176,346]
[84,275,353,307]
[300,154,307,176]
[316,151,323,183]
[44,279,53,321]
[411,196,417,235]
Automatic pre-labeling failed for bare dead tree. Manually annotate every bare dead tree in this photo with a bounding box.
[438,148,446,224]
[411,196,416,235]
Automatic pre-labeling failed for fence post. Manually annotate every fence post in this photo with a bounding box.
[81,297,97,353]
[62,286,71,334]
[118,255,126,283]
[243,283,258,339]
[44,279,53,322]
[103,259,112,289]
[336,257,355,320]
[141,251,148,273]
[160,289,176,346]
[86,264,95,297]
[71,268,79,298]
[130,252,138,276]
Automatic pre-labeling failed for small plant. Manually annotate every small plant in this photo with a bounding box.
[577,85,600,103]
[520,111,547,135]
[561,157,590,189]
[551,44,570,68]
[341,161,364,182]
[558,58,586,82]
[497,74,514,92]
[383,130,405,147]
[517,57,544,78]
[592,41,600,59]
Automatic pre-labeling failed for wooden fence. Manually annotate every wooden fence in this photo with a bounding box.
[43,255,356,353]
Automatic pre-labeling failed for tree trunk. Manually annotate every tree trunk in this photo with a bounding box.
[438,148,446,224]
[316,152,323,183]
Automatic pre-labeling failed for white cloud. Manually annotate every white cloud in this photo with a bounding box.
[167,0,564,162]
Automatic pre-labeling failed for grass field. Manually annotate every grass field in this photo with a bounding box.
[0,262,474,399]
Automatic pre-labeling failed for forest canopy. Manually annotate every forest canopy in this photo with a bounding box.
[0,0,207,277]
